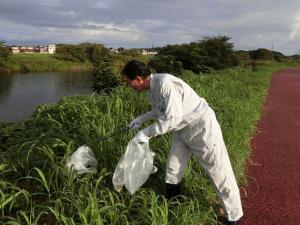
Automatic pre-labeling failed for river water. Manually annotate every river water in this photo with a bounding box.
[0,71,94,122]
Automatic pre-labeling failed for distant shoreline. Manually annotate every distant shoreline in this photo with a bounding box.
[0,53,94,74]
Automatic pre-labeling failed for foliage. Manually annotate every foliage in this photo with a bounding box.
[55,44,88,62]
[93,60,124,93]
[235,51,250,61]
[1,42,107,74]
[55,43,109,65]
[272,51,285,62]
[156,36,239,74]
[120,49,141,57]
[148,55,183,76]
[0,62,289,225]
[93,55,149,93]
[157,43,204,73]
[249,48,274,60]
[197,36,240,70]
[92,36,290,94]
[0,41,11,68]
[246,48,286,62]
[81,43,109,67]
[4,53,93,73]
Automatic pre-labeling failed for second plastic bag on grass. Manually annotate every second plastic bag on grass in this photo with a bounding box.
[66,145,98,175]
[112,139,157,195]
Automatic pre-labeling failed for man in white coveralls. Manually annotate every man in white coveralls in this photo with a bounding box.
[122,60,243,225]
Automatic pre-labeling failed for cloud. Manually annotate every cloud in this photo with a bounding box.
[1,0,300,54]
[1,19,145,46]
[289,11,300,40]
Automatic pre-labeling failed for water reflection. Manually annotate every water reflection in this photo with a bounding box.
[0,71,94,122]
[0,74,14,104]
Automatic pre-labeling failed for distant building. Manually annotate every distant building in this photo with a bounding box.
[141,49,158,55]
[26,46,34,53]
[10,46,20,53]
[109,48,119,53]
[35,45,47,53]
[141,49,148,55]
[148,50,158,55]
[19,46,28,53]
[9,44,56,54]
[48,44,56,54]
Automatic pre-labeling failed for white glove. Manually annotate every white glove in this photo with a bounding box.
[128,117,142,129]
[133,130,151,144]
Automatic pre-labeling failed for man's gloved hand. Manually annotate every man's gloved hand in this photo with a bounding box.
[128,117,142,129]
[133,130,151,144]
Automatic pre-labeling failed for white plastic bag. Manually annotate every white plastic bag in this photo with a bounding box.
[66,145,98,175]
[112,139,157,195]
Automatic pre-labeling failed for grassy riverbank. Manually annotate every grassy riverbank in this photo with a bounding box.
[0,62,298,225]
[1,53,93,74]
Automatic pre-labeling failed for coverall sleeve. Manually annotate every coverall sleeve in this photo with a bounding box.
[137,110,157,123]
[142,79,183,137]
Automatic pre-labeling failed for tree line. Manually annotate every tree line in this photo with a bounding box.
[92,36,292,93]
[0,41,11,72]
[0,38,295,92]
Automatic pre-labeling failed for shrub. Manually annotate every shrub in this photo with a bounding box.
[55,43,109,65]
[249,48,273,60]
[0,41,11,67]
[156,36,239,74]
[93,60,124,93]
[148,54,183,76]
[93,55,149,93]
[55,44,87,62]
[120,49,141,57]
[197,36,240,70]
[272,51,285,62]
[81,43,109,67]
[236,50,250,61]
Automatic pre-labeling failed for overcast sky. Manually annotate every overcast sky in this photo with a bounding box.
[1,0,300,55]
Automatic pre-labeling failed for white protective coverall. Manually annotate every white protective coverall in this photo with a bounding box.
[137,73,243,221]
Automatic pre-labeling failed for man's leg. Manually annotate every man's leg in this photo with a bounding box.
[165,131,192,199]
[188,109,243,222]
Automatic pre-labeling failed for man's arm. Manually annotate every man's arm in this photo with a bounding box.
[142,79,183,137]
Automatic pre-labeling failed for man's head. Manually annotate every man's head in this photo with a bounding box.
[122,60,151,92]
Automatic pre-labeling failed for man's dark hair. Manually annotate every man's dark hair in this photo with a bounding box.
[122,60,151,80]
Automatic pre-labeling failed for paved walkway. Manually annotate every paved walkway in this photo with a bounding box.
[240,68,300,225]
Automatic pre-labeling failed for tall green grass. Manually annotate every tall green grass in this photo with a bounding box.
[0,62,296,224]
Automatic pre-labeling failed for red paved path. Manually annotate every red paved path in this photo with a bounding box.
[240,68,300,225]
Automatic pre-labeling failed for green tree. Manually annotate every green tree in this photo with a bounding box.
[0,41,11,67]
[93,55,149,93]
[272,50,285,62]
[249,48,273,60]
[55,43,109,65]
[156,36,239,74]
[148,54,183,76]
[196,36,239,70]
[55,44,87,62]
[236,51,250,61]
[120,48,141,56]
[85,44,109,67]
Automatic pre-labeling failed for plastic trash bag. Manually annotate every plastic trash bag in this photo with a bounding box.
[66,145,98,175]
[112,139,157,195]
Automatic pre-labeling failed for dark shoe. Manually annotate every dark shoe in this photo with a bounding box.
[166,183,181,199]
[227,221,238,225]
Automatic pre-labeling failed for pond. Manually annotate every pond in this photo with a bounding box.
[0,71,94,122]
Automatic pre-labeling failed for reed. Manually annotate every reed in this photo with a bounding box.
[0,61,294,224]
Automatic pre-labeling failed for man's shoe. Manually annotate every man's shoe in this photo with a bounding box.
[227,221,238,225]
[166,183,181,199]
